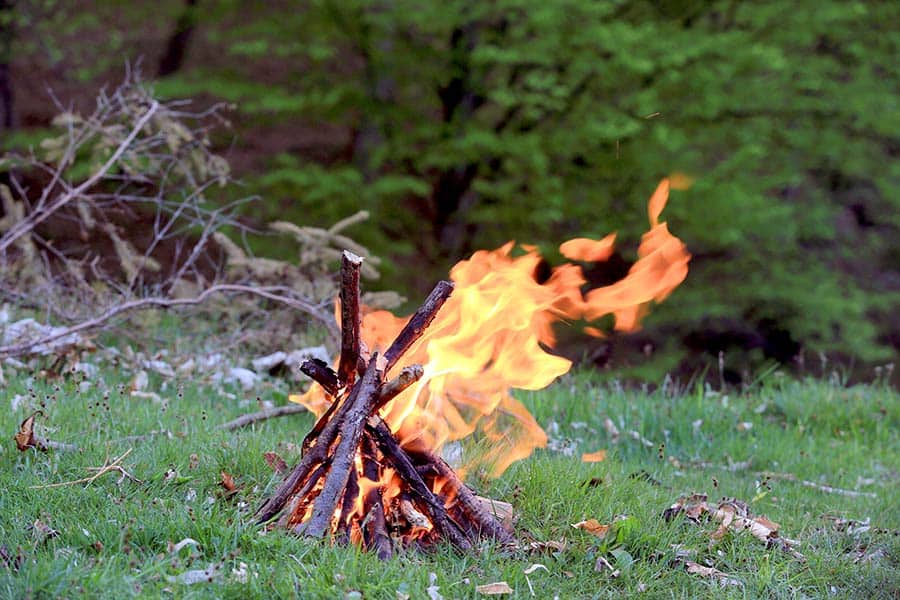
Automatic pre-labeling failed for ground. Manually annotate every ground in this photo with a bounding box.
[0,364,897,598]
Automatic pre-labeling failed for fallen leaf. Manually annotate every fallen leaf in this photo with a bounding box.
[663,492,804,560]
[426,572,443,600]
[476,581,513,595]
[571,519,611,539]
[130,370,148,392]
[0,545,23,571]
[220,471,237,494]
[523,563,548,575]
[525,540,566,552]
[581,449,608,463]
[30,519,59,545]
[684,561,742,587]
[14,411,43,451]
[231,561,255,583]
[168,538,200,554]
[264,451,288,474]
[166,563,222,585]
[594,555,620,577]
[602,417,620,440]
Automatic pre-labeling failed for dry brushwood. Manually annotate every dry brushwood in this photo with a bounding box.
[0,72,401,362]
[257,251,514,557]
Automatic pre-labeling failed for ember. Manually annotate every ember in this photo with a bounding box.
[259,179,689,556]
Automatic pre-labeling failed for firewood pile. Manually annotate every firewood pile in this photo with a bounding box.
[256,251,514,558]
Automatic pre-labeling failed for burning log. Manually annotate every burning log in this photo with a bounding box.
[256,251,513,556]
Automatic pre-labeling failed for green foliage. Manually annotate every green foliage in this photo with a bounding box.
[6,0,899,375]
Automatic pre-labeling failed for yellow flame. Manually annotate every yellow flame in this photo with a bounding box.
[292,179,690,477]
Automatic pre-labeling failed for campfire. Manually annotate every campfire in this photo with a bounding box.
[257,179,690,557]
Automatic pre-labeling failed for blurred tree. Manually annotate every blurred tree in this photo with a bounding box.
[6,0,900,379]
[158,0,199,77]
[0,0,14,129]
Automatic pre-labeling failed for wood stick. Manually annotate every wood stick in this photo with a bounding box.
[367,418,472,550]
[361,436,393,560]
[219,404,307,431]
[337,251,364,385]
[335,468,360,545]
[303,356,382,538]
[383,280,453,373]
[276,461,329,528]
[373,364,424,413]
[300,358,340,396]
[256,388,352,523]
[408,447,515,545]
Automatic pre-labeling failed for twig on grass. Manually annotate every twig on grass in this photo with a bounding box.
[29,448,142,488]
[219,404,308,431]
[760,471,878,499]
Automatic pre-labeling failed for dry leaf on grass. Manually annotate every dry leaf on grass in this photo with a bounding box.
[166,563,222,585]
[525,540,566,553]
[168,538,200,554]
[426,572,443,600]
[571,519,611,539]
[664,493,804,560]
[523,564,548,575]
[594,556,620,577]
[13,411,79,452]
[0,545,23,572]
[219,471,239,496]
[29,519,59,545]
[683,560,742,587]
[581,449,608,463]
[263,451,288,474]
[14,411,42,451]
[476,581,513,595]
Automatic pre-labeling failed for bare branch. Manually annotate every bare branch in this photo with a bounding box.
[0,283,335,359]
[0,100,160,254]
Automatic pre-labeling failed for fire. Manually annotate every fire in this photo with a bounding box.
[293,179,689,478]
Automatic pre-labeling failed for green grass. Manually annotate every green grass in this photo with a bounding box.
[1,367,897,599]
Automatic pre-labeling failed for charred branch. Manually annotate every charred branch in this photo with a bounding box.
[303,356,382,538]
[383,280,454,373]
[337,251,364,384]
[300,358,341,396]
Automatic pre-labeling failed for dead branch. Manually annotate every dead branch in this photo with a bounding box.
[299,359,341,396]
[383,280,454,373]
[760,471,878,499]
[0,101,160,254]
[0,283,336,359]
[337,251,363,384]
[29,448,141,488]
[303,356,382,537]
[219,404,308,431]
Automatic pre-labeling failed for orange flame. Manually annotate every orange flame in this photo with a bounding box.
[293,179,690,477]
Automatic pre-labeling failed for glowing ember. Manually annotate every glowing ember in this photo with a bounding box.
[293,179,690,478]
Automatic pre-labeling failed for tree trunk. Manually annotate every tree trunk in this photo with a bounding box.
[157,0,198,77]
[0,0,15,130]
[430,22,484,257]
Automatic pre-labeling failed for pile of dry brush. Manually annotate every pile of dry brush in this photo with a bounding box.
[0,73,401,366]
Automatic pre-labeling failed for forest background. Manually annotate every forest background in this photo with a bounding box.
[1,0,897,385]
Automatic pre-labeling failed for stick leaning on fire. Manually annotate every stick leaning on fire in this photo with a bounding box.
[256,251,514,558]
